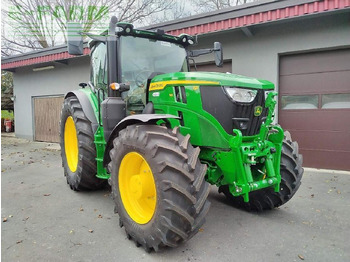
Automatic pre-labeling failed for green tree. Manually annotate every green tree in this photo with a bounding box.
[1,71,14,110]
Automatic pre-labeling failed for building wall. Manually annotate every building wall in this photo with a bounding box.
[194,12,350,119]
[11,11,349,140]
[13,56,90,140]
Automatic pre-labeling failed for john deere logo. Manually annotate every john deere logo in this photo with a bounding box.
[254,106,262,116]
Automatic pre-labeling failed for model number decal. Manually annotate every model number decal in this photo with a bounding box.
[149,80,219,91]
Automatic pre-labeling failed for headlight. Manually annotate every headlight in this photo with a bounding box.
[224,87,257,103]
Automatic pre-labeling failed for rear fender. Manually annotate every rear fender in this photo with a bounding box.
[103,114,179,166]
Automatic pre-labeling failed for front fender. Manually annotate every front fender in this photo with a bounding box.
[65,90,99,133]
[103,114,179,166]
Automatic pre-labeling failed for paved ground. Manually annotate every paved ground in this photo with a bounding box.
[1,134,350,262]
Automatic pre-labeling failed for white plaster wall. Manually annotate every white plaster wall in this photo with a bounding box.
[13,56,90,140]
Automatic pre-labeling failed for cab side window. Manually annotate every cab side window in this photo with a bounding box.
[90,42,107,90]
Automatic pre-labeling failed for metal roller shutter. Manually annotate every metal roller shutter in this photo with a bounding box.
[279,49,350,171]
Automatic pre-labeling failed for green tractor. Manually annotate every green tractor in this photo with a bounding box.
[60,16,303,252]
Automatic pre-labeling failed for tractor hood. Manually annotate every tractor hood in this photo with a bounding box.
[150,72,274,90]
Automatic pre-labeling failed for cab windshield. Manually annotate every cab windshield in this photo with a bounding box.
[120,36,188,84]
[120,36,188,113]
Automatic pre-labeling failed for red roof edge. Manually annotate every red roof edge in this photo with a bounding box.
[2,0,349,70]
[2,48,90,70]
[166,0,349,36]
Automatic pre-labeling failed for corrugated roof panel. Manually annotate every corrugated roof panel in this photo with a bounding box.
[2,0,349,69]
[1,48,90,69]
[172,0,348,37]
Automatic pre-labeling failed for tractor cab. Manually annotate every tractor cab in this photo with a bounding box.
[118,34,189,114]
[67,20,223,115]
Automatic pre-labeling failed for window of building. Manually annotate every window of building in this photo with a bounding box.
[321,93,350,109]
[281,95,319,110]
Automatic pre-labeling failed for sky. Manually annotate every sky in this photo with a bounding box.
[1,0,261,54]
[1,0,197,49]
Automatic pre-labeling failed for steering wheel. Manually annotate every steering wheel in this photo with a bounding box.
[135,70,153,87]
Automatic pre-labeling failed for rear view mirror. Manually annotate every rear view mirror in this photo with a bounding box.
[188,42,224,68]
[67,22,83,55]
[214,42,223,67]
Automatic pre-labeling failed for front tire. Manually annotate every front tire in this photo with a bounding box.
[219,131,303,211]
[60,96,105,191]
[109,125,211,252]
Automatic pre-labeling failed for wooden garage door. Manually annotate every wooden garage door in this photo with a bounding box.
[34,96,64,143]
[279,49,350,171]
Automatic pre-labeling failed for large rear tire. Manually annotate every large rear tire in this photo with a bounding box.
[60,96,105,191]
[109,125,211,252]
[219,131,303,211]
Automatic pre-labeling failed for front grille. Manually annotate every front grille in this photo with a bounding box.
[200,86,270,136]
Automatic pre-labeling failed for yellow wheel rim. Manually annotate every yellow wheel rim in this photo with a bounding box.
[64,116,78,172]
[119,152,157,224]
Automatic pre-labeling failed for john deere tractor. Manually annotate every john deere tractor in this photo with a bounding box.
[60,16,303,252]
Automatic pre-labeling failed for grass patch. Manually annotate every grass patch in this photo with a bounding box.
[1,110,14,120]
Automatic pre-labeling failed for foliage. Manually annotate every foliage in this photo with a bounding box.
[1,71,14,110]
[1,0,174,56]
[1,110,14,120]
[1,0,261,56]
[1,71,13,93]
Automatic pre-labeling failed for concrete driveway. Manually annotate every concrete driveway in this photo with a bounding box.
[1,134,349,262]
